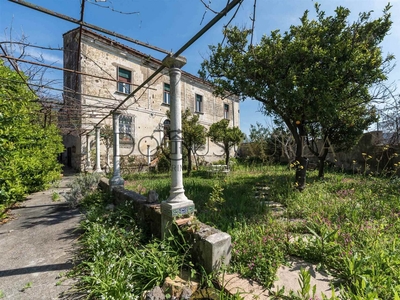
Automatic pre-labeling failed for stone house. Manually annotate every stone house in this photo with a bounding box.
[61,27,240,171]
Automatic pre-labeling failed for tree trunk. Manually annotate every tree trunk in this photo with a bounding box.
[225,145,230,167]
[318,148,329,179]
[295,155,308,191]
[294,123,307,191]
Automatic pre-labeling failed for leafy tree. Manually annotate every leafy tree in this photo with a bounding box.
[247,121,296,164]
[0,61,63,209]
[167,109,207,175]
[378,92,400,145]
[200,4,394,188]
[208,119,244,166]
[248,122,270,163]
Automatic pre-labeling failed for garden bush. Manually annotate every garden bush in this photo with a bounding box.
[0,61,63,212]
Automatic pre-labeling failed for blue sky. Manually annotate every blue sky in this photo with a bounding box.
[1,0,399,136]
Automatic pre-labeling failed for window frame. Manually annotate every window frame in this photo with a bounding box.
[117,67,132,94]
[195,94,203,113]
[119,114,134,144]
[224,103,230,119]
[163,83,171,105]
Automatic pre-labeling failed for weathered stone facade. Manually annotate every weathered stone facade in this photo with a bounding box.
[61,28,240,171]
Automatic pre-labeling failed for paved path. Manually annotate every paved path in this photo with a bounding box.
[0,169,82,300]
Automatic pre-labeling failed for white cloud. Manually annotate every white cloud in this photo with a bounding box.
[25,48,63,66]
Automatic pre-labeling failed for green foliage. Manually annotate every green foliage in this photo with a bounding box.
[51,191,60,202]
[200,3,394,181]
[69,190,195,299]
[208,119,244,166]
[205,183,225,212]
[0,61,63,209]
[20,282,33,292]
[230,219,286,287]
[64,173,102,208]
[127,162,400,298]
[167,109,207,175]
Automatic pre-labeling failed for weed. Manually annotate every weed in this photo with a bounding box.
[64,173,101,207]
[20,282,32,292]
[51,191,60,202]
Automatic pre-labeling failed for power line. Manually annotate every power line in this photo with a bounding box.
[89,0,243,134]
[1,54,116,82]
[9,0,171,55]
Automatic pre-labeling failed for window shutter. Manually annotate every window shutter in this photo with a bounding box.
[118,68,131,83]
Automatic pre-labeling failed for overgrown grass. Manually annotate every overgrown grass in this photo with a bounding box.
[125,163,400,299]
[66,178,240,299]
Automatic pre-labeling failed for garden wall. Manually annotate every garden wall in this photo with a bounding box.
[333,132,400,174]
[240,131,400,175]
[98,178,231,273]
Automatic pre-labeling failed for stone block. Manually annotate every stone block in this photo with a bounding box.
[162,270,199,299]
[187,223,231,273]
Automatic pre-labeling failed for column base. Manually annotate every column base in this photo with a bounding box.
[110,175,124,190]
[161,200,195,239]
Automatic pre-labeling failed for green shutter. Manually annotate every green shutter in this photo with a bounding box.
[118,68,131,80]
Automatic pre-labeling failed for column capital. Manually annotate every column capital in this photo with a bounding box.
[162,54,187,69]
[111,109,123,116]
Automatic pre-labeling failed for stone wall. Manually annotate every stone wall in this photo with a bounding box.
[98,178,231,273]
[62,28,240,171]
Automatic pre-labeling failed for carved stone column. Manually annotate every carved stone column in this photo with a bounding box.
[160,55,195,238]
[110,110,124,189]
[85,134,93,172]
[94,126,103,173]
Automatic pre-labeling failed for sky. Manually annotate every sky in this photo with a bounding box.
[1,0,399,136]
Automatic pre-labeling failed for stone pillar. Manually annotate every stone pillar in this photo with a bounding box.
[147,145,151,165]
[161,55,195,238]
[94,126,103,173]
[85,134,93,172]
[110,111,124,189]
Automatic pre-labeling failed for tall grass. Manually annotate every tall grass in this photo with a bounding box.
[125,163,400,298]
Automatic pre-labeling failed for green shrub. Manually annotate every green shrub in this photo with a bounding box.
[64,173,102,208]
[0,61,63,210]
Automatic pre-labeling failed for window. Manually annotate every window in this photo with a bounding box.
[163,83,170,105]
[163,119,171,143]
[117,67,131,94]
[119,115,134,143]
[195,94,203,113]
[224,103,229,119]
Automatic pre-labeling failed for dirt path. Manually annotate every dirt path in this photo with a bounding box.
[0,169,82,300]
